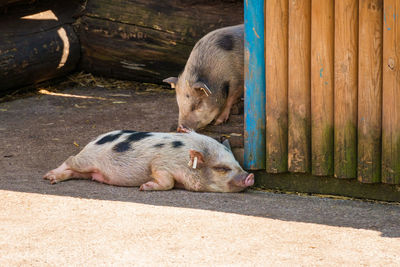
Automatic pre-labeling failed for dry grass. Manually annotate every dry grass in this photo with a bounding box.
[0,71,173,103]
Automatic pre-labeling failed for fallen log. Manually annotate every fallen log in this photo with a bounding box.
[0,1,80,92]
[78,0,244,82]
[0,0,29,8]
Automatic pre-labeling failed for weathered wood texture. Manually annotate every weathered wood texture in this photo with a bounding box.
[0,1,80,92]
[0,0,28,8]
[358,0,383,183]
[265,0,288,173]
[288,0,311,173]
[311,0,334,176]
[334,0,358,178]
[244,0,265,170]
[78,0,244,82]
[382,0,400,184]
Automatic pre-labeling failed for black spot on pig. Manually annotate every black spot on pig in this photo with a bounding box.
[96,133,122,145]
[126,132,152,143]
[172,141,184,148]
[113,132,152,153]
[121,130,136,134]
[222,81,230,98]
[113,142,131,153]
[217,35,234,51]
[154,143,165,148]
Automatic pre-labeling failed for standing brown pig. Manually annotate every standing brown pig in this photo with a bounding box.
[164,24,244,130]
[44,130,254,192]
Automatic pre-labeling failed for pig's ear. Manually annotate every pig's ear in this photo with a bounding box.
[163,77,178,89]
[188,149,206,169]
[193,81,212,97]
[222,139,232,152]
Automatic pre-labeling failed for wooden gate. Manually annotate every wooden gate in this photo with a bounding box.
[244,0,399,185]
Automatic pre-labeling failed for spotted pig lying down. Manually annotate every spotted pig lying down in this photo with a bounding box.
[44,130,254,192]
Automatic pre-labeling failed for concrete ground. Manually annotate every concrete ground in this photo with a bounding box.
[1,83,400,266]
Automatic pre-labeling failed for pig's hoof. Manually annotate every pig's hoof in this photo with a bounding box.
[214,119,222,125]
[214,117,228,125]
[43,172,59,184]
[139,182,156,191]
[139,181,161,191]
[214,112,230,125]
[139,184,150,191]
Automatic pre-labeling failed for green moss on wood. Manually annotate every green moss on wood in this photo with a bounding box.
[288,112,311,173]
[334,121,357,178]
[382,136,400,184]
[266,115,288,173]
[357,128,381,183]
[312,125,334,176]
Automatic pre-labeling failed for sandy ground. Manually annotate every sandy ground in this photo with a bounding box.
[0,85,400,266]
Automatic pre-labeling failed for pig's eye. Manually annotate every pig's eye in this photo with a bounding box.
[213,166,231,173]
[191,100,203,111]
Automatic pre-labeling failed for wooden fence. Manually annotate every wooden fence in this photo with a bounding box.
[244,0,399,185]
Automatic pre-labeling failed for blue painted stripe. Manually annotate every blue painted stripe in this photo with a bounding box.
[244,0,266,170]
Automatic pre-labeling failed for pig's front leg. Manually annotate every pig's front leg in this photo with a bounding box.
[214,107,231,125]
[214,82,243,125]
[139,169,174,191]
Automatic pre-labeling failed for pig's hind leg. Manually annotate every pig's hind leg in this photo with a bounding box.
[139,167,175,191]
[43,156,101,184]
[43,160,92,184]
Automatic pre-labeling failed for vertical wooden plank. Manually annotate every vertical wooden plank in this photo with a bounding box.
[265,0,288,173]
[288,0,311,173]
[311,0,334,176]
[358,0,383,183]
[244,0,266,170]
[382,0,400,184]
[334,0,358,178]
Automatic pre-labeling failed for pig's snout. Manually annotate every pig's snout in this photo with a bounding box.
[230,173,254,189]
[244,173,255,187]
[178,119,202,131]
[177,124,192,133]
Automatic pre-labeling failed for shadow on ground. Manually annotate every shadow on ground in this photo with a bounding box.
[1,86,399,238]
